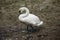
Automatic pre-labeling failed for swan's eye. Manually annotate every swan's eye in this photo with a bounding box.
[19,11,22,14]
[19,11,21,13]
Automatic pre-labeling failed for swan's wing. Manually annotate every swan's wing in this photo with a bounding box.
[23,14,40,25]
[29,14,40,23]
[23,17,36,24]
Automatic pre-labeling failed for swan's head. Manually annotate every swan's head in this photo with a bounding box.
[18,7,29,14]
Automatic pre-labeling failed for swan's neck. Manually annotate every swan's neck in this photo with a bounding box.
[25,8,29,15]
[22,8,29,18]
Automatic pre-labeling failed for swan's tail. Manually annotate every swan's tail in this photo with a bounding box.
[37,21,43,26]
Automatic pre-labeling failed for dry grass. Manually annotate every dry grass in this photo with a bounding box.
[0,0,60,40]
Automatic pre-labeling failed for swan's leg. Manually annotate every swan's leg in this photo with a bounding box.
[30,25,34,30]
[27,25,35,32]
[21,25,29,33]
[30,25,38,32]
[27,25,33,31]
[27,25,29,31]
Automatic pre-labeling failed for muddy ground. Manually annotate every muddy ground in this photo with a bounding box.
[0,0,60,40]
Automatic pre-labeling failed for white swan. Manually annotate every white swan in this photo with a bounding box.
[18,7,43,32]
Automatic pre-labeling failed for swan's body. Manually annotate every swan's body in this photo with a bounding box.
[19,13,43,26]
[18,7,43,32]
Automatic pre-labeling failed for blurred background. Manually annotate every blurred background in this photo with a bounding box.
[0,0,60,40]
